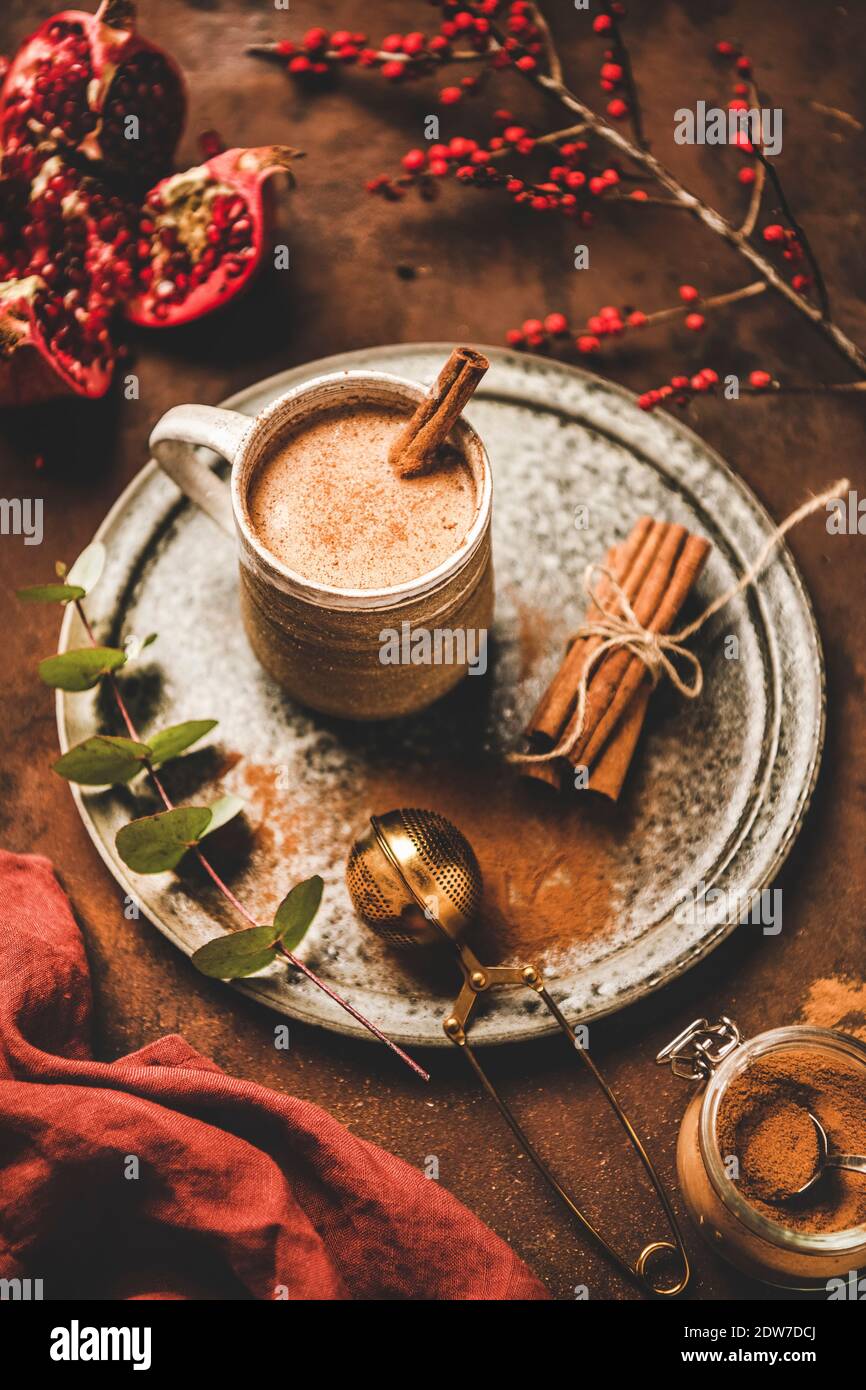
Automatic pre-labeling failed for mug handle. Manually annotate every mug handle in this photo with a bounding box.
[149,404,252,538]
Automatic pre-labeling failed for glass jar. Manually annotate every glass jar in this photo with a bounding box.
[658,1018,866,1290]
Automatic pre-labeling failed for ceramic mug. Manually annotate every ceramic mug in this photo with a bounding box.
[149,370,494,719]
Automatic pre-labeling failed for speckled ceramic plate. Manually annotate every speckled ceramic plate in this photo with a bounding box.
[57,344,824,1047]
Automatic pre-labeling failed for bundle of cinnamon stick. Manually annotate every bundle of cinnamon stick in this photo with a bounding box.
[516,517,712,800]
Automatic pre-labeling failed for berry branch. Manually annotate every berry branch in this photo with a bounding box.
[253,3,866,399]
[477,7,865,373]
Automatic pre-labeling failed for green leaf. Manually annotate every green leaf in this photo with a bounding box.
[53,735,150,785]
[191,924,280,979]
[116,806,212,874]
[123,631,158,661]
[200,793,244,837]
[148,719,218,765]
[66,541,105,595]
[38,646,127,691]
[273,874,323,951]
[17,583,85,604]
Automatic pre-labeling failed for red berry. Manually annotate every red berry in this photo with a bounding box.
[276,40,296,56]
[607,98,629,119]
[516,55,537,72]
[678,284,700,303]
[589,176,607,196]
[504,125,528,142]
[544,312,569,335]
[506,328,525,347]
[600,62,624,82]
[690,373,710,392]
[382,34,404,53]
[303,27,330,51]
[381,61,405,80]
[763,223,785,242]
[402,149,427,173]
[749,370,772,388]
[715,40,738,57]
[521,318,544,337]
[402,32,427,54]
[288,55,312,74]
[735,55,752,73]
[630,188,648,200]
[699,368,719,385]
[577,334,600,353]
[440,86,463,104]
[429,159,449,177]
[593,14,613,32]
[791,274,811,291]
[738,167,756,185]
[627,310,647,327]
[685,313,706,331]
[670,375,690,390]
[516,137,536,155]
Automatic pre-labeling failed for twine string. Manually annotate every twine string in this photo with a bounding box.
[512,478,850,767]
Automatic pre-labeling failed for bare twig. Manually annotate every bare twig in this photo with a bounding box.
[737,79,766,237]
[528,2,563,85]
[809,101,863,133]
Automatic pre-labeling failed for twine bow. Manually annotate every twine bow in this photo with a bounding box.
[512,477,850,767]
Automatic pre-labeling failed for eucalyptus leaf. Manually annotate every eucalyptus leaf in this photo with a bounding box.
[274,874,324,951]
[200,793,244,837]
[124,631,158,661]
[116,806,212,874]
[53,735,150,785]
[66,541,105,595]
[191,924,280,979]
[38,646,127,691]
[148,718,217,766]
[16,583,85,604]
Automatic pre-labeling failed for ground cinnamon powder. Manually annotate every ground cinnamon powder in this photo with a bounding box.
[716,1046,866,1233]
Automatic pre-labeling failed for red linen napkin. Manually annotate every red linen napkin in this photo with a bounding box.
[0,850,548,1301]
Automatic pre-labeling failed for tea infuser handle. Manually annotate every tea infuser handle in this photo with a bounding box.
[443,956,691,1297]
[150,404,251,537]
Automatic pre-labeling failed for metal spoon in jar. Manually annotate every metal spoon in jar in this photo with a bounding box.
[771,1112,866,1203]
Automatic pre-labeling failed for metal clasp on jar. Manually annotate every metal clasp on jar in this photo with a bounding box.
[656,1017,742,1081]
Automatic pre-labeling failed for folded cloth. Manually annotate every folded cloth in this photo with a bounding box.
[0,850,548,1301]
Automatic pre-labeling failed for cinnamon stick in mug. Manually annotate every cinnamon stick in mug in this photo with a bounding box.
[389,346,489,477]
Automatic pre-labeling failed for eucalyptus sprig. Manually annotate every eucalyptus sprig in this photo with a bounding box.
[18,544,428,1081]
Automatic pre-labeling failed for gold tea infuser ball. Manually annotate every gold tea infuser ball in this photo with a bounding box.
[345,807,691,1299]
[346,808,482,950]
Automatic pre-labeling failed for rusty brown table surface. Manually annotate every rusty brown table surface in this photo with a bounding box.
[2,0,865,1300]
